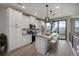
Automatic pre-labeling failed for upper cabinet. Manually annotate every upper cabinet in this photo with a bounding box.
[16,10,22,27]
[22,15,30,28]
[36,19,40,29]
[29,16,36,25]
[8,8,22,27]
[29,16,40,29]
[8,8,40,29]
[8,8,17,27]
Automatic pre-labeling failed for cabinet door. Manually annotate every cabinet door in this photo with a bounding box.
[8,8,17,51]
[16,11,22,27]
[8,8,23,51]
[8,27,17,51]
[27,35,32,44]
[16,27,23,48]
[22,15,30,28]
[22,36,27,46]
[22,35,32,46]
[36,20,40,29]
[30,16,35,25]
[9,8,17,27]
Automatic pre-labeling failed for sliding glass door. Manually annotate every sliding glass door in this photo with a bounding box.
[58,21,66,40]
[52,20,67,40]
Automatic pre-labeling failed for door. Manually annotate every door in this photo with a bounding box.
[58,21,66,40]
[52,20,67,40]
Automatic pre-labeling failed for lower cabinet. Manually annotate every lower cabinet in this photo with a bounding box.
[16,27,23,48]
[27,35,32,44]
[8,26,17,52]
[22,35,32,46]
[8,26,32,52]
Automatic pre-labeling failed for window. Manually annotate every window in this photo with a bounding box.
[75,20,79,32]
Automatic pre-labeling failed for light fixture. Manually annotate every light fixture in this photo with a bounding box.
[50,10,55,19]
[17,3,25,9]
[22,6,25,9]
[45,4,49,23]
[56,6,60,9]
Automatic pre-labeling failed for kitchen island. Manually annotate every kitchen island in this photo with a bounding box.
[35,33,59,54]
[35,33,51,54]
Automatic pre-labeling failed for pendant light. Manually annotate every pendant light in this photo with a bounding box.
[50,10,55,20]
[45,4,49,23]
[50,10,55,33]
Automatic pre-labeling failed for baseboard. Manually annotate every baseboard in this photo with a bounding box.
[69,42,77,56]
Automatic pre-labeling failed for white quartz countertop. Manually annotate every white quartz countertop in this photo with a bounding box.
[36,33,51,40]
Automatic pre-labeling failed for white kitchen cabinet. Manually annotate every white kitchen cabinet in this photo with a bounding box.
[22,15,30,28]
[16,11,23,27]
[27,35,32,44]
[36,20,40,29]
[16,27,23,48]
[8,27,17,51]
[22,35,32,46]
[29,16,36,25]
[8,8,17,51]
[8,8,17,27]
[0,7,33,52]
[29,16,41,33]
[8,8,23,51]
[14,10,23,48]
[7,8,32,52]
[29,16,40,29]
[22,36,27,46]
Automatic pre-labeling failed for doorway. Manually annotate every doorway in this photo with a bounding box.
[52,20,67,40]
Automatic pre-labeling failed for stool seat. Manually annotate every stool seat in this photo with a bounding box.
[49,40,57,44]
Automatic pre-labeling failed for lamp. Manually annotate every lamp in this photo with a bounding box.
[45,4,49,23]
[50,10,55,20]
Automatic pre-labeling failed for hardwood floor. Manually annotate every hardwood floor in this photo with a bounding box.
[0,40,74,56]
[47,40,74,56]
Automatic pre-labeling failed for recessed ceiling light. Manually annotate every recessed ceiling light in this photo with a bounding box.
[56,6,60,9]
[22,6,25,9]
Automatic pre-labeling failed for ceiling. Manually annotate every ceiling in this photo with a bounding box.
[0,3,79,19]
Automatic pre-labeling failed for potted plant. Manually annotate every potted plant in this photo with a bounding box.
[0,33,7,52]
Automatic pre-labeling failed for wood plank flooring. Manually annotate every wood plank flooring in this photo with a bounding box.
[0,40,74,56]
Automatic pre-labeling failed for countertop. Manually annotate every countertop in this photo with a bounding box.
[36,33,51,40]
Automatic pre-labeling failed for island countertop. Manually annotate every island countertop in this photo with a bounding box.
[35,33,52,40]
